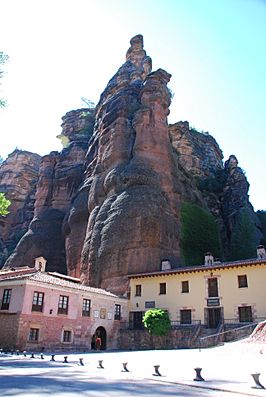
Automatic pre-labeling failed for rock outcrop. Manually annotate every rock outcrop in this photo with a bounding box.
[4,108,94,272]
[80,35,181,294]
[1,35,263,295]
[169,121,223,177]
[0,150,41,267]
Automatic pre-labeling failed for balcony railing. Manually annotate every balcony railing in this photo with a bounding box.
[171,320,201,328]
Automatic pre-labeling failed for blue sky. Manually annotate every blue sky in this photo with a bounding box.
[0,0,265,210]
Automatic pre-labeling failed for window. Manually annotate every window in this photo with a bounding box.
[1,289,12,310]
[32,291,44,312]
[62,330,72,343]
[180,309,192,324]
[238,306,252,322]
[29,328,39,342]
[58,295,69,315]
[238,275,248,288]
[208,278,218,297]
[129,311,145,330]
[135,284,142,297]
[181,281,189,293]
[82,298,91,317]
[159,282,166,295]
[114,304,121,320]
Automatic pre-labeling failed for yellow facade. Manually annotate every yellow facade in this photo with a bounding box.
[129,261,266,327]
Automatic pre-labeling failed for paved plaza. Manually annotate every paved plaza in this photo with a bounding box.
[1,340,266,396]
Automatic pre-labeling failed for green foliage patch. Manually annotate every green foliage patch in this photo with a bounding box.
[257,210,266,247]
[180,202,222,265]
[228,207,258,260]
[0,192,11,216]
[143,309,171,336]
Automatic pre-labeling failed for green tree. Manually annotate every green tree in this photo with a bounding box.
[0,51,9,108]
[180,202,222,265]
[0,192,11,216]
[228,208,258,260]
[257,210,266,247]
[143,309,171,336]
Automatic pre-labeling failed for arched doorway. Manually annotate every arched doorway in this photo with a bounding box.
[95,326,107,350]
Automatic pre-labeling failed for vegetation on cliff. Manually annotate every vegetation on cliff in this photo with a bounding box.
[0,192,10,216]
[227,207,259,261]
[180,202,222,265]
[257,210,266,247]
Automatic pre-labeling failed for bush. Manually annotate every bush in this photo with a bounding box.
[143,309,171,336]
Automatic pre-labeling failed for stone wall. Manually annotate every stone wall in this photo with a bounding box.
[0,313,20,349]
[119,327,198,350]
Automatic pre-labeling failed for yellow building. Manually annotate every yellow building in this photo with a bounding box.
[128,249,266,331]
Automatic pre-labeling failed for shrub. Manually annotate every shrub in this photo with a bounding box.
[143,309,171,336]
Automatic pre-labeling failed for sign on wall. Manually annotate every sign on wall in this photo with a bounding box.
[145,301,155,308]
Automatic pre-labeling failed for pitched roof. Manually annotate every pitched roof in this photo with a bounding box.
[0,267,119,298]
[128,258,266,278]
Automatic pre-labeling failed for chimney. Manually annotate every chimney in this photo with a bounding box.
[257,245,266,259]
[34,257,47,272]
[161,260,171,271]
[204,252,214,266]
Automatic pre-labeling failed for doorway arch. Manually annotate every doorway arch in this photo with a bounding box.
[95,326,107,350]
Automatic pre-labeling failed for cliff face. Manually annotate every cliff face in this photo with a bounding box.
[169,123,261,258]
[1,35,262,294]
[4,108,94,272]
[169,121,223,177]
[0,150,41,267]
[79,36,181,294]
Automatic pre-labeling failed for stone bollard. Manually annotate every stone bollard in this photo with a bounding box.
[50,354,55,361]
[153,365,161,376]
[79,358,84,366]
[122,362,129,372]
[16,350,20,355]
[194,367,205,381]
[251,373,265,389]
[63,356,68,363]
[97,360,104,369]
[30,353,35,359]
[23,351,27,357]
[40,353,44,360]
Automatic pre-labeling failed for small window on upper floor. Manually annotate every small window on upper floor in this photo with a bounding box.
[159,282,166,295]
[208,277,218,297]
[1,289,12,310]
[181,281,189,293]
[82,298,91,317]
[58,295,69,315]
[135,284,142,297]
[32,291,44,312]
[114,304,121,320]
[238,275,248,288]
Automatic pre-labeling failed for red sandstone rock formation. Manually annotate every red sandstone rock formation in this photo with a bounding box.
[1,36,262,291]
[79,35,181,294]
[4,109,94,272]
[0,150,41,267]
[169,121,223,177]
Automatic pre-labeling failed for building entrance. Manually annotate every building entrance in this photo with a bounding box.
[206,308,222,328]
[94,326,107,350]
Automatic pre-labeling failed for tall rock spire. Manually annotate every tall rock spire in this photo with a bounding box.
[80,35,180,294]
